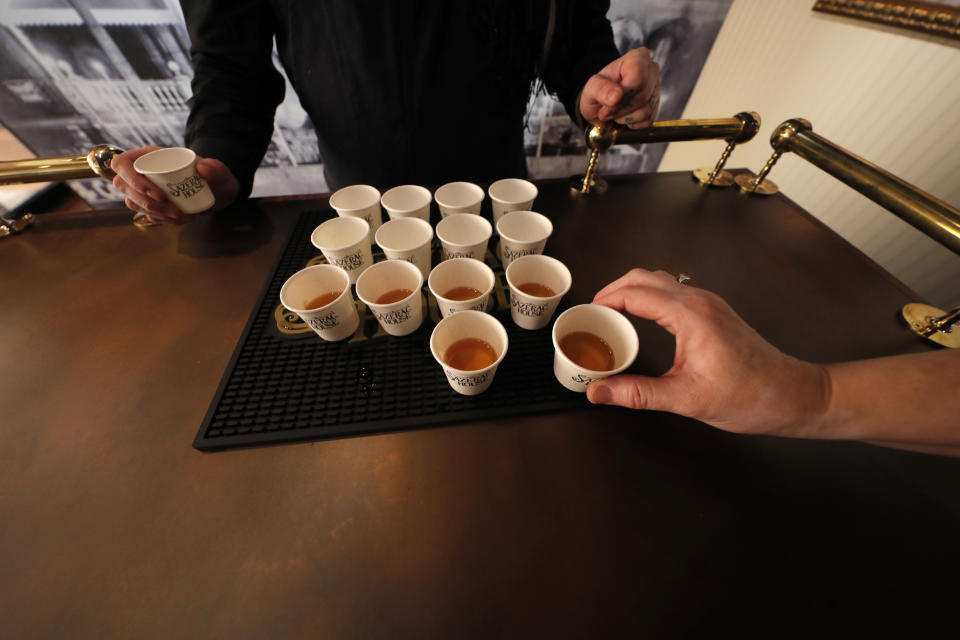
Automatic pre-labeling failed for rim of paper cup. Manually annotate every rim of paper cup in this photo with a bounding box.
[279,264,352,314]
[496,210,553,243]
[488,178,538,204]
[436,214,492,249]
[355,259,423,308]
[375,217,434,252]
[329,184,381,212]
[434,181,484,208]
[551,304,639,375]
[381,184,432,212]
[505,254,572,300]
[311,216,370,252]
[133,147,197,175]
[429,310,509,374]
[427,257,495,303]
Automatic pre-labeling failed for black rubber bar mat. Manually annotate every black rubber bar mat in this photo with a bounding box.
[194,209,587,451]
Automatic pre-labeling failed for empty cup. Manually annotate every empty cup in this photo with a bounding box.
[381,185,432,222]
[310,216,374,284]
[375,217,434,280]
[133,146,215,214]
[328,184,382,243]
[436,213,492,261]
[496,210,553,268]
[488,178,537,225]
[434,181,484,217]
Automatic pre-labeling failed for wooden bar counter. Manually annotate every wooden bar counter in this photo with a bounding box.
[2,171,958,637]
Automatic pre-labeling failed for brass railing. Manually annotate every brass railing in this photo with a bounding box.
[0,144,122,185]
[571,111,761,194]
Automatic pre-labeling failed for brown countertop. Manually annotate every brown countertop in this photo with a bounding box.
[2,172,957,638]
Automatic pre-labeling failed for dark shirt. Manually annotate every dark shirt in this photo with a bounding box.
[181,0,618,196]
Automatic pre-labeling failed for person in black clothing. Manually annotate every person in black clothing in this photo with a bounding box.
[111,1,661,223]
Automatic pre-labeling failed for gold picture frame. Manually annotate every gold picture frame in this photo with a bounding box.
[813,0,960,40]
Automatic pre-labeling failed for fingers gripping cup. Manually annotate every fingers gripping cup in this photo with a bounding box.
[551,304,639,392]
[430,310,508,396]
[375,217,434,280]
[496,210,553,269]
[329,184,382,243]
[436,213,492,261]
[488,178,537,226]
[133,147,215,214]
[504,254,572,330]
[381,185,432,222]
[310,216,373,284]
[279,264,360,341]
[427,258,495,318]
[434,181,484,217]
[355,260,424,337]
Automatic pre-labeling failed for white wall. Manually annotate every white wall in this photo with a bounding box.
[659,0,960,308]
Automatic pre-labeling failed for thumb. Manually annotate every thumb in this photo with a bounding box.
[587,373,675,412]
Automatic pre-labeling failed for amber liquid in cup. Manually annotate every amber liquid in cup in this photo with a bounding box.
[375,288,414,304]
[559,331,615,371]
[305,290,342,310]
[444,338,497,370]
[443,286,483,301]
[516,282,555,297]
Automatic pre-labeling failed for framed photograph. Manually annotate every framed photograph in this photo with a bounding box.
[813,1,960,40]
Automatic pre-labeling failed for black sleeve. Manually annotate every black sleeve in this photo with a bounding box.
[180,0,286,199]
[541,0,620,128]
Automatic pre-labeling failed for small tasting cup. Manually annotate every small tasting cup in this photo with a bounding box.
[434,181,484,217]
[430,310,508,396]
[279,264,359,342]
[427,257,495,318]
[381,184,432,222]
[355,260,424,337]
[504,254,572,330]
[374,217,434,280]
[133,146,214,214]
[488,178,537,225]
[435,213,492,261]
[496,210,553,268]
[328,184,382,243]
[310,216,373,284]
[551,303,639,392]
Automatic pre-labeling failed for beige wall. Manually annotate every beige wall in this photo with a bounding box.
[659,0,960,307]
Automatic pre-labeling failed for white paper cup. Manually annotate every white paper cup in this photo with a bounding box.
[381,185,432,222]
[436,213,492,261]
[133,147,215,214]
[374,217,434,280]
[355,260,424,337]
[496,210,553,268]
[329,184,382,243]
[551,304,639,392]
[427,257,495,318]
[279,264,359,342]
[434,181,484,217]
[504,254,572,330]
[310,216,373,284]
[488,178,537,225]
[430,310,508,395]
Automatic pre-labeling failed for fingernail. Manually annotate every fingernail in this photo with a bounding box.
[588,382,612,404]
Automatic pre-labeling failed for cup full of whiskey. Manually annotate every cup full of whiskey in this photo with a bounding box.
[427,257,495,318]
[279,264,359,342]
[504,254,572,330]
[355,259,424,337]
[430,310,509,395]
[551,304,639,392]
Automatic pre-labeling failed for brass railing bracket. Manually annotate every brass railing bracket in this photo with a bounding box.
[902,303,960,349]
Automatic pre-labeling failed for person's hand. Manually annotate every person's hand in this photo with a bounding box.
[110,145,239,224]
[586,269,831,437]
[579,48,661,129]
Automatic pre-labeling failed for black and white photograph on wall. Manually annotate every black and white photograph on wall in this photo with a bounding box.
[0,0,732,208]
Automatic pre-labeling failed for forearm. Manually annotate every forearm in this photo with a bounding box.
[803,350,960,450]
